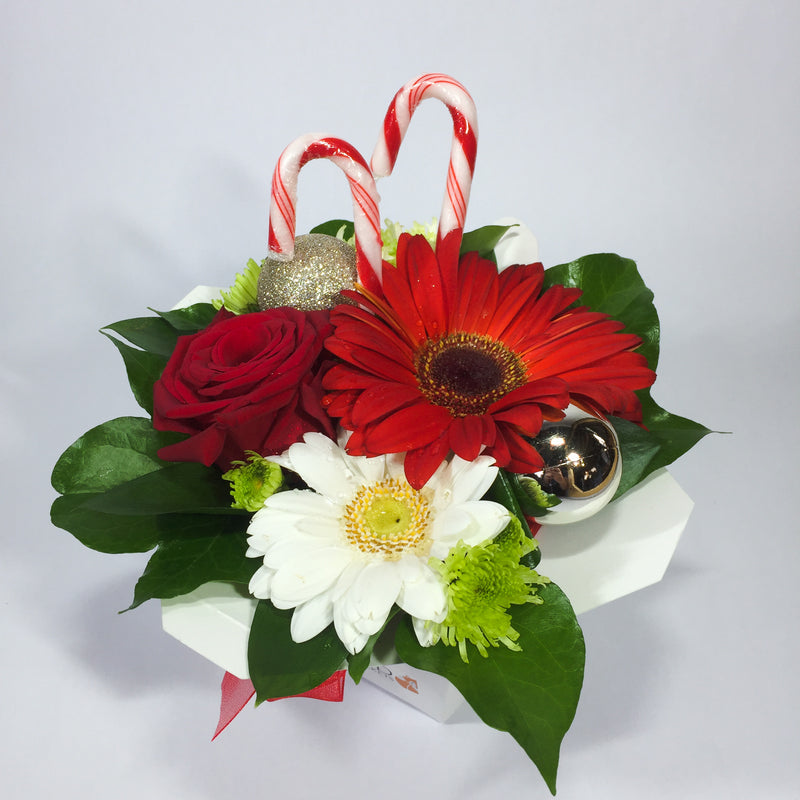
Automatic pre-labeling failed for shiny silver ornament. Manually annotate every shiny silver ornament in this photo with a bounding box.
[257,233,357,311]
[526,417,619,499]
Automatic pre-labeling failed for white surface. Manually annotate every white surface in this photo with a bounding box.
[4,2,799,799]
[538,470,692,615]
[162,583,256,681]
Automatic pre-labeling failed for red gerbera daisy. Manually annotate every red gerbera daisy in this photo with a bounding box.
[323,234,655,489]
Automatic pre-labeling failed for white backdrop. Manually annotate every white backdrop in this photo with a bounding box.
[3,1,799,798]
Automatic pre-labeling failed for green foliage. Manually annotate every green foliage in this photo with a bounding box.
[52,417,181,494]
[128,519,255,609]
[248,601,348,702]
[51,494,163,553]
[460,224,518,262]
[542,254,710,497]
[100,334,167,415]
[543,253,660,371]
[99,302,216,415]
[396,582,584,795]
[310,219,355,241]
[82,462,238,516]
[52,416,247,590]
[152,303,217,332]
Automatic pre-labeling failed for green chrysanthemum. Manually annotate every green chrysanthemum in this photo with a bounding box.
[328,218,438,265]
[381,218,437,265]
[222,451,283,512]
[428,517,550,662]
[213,258,261,314]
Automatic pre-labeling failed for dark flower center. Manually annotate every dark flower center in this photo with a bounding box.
[415,333,527,416]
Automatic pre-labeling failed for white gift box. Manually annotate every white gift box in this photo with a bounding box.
[162,227,693,722]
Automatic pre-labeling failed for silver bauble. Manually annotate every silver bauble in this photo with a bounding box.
[526,417,619,499]
[257,233,357,311]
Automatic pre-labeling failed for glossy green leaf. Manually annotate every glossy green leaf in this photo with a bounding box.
[153,302,217,332]
[460,224,518,259]
[102,333,167,415]
[102,316,180,357]
[248,600,347,702]
[83,462,239,516]
[309,219,355,241]
[128,520,254,609]
[543,254,660,371]
[395,583,584,795]
[637,390,713,474]
[51,493,162,553]
[608,415,663,500]
[51,417,185,495]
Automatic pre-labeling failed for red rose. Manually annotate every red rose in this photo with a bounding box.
[153,307,334,468]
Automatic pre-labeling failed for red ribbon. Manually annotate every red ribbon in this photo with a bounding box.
[212,670,347,740]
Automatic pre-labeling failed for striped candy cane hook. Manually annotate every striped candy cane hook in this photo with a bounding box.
[371,73,478,257]
[268,133,383,292]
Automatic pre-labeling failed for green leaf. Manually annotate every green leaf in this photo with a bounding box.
[607,415,663,500]
[460,224,518,259]
[395,582,584,795]
[102,333,168,415]
[153,302,217,332]
[51,493,162,553]
[83,462,241,516]
[637,390,713,475]
[309,219,356,241]
[248,600,347,701]
[128,520,254,609]
[101,316,180,358]
[51,417,185,495]
[543,254,660,371]
[347,608,400,684]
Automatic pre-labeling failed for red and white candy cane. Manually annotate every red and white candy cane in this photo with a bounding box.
[268,133,383,292]
[371,73,478,254]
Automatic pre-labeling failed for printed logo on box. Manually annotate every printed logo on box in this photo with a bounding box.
[368,665,419,694]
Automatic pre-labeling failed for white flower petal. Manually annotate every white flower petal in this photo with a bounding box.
[426,454,498,507]
[333,604,370,654]
[429,500,509,558]
[396,564,447,621]
[412,616,438,647]
[248,565,275,599]
[261,489,339,517]
[492,218,539,269]
[290,592,335,642]
[346,562,402,635]
[270,546,353,606]
[282,433,362,502]
[261,533,329,569]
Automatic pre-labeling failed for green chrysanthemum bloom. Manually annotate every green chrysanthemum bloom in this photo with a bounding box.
[222,451,283,512]
[428,517,550,662]
[213,258,261,314]
[381,218,437,265]
[329,218,438,265]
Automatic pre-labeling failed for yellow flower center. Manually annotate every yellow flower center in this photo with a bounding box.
[415,332,527,416]
[343,478,431,558]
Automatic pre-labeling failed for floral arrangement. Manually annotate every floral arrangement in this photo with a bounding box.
[50,74,708,794]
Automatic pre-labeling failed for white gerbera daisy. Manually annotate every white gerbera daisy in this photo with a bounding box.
[246,432,510,654]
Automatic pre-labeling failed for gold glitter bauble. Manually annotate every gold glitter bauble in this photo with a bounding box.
[257,233,358,311]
